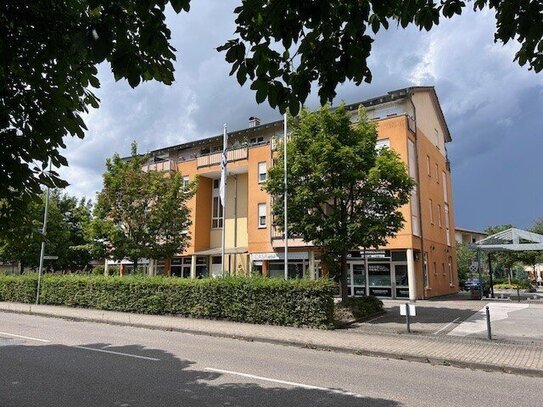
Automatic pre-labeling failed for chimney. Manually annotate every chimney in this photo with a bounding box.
[249,116,261,127]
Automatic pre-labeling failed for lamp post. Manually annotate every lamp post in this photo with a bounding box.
[36,159,52,305]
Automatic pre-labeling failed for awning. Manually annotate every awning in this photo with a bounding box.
[470,228,543,252]
[193,247,248,256]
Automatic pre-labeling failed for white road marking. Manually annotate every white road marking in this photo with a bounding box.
[205,367,365,398]
[448,303,530,337]
[433,317,461,335]
[72,345,160,361]
[0,331,51,343]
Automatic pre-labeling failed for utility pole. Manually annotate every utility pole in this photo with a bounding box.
[36,160,51,305]
[283,113,288,280]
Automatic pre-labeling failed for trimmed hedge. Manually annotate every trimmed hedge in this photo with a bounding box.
[0,275,335,328]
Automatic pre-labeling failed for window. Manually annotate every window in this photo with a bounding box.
[442,171,448,203]
[408,140,420,237]
[442,263,446,276]
[448,257,453,286]
[435,163,439,183]
[423,252,430,288]
[250,136,264,145]
[183,176,190,188]
[426,155,431,176]
[258,203,266,228]
[437,204,442,227]
[434,129,440,149]
[375,139,390,150]
[212,180,223,229]
[212,197,223,228]
[444,204,451,246]
[429,199,434,224]
[433,261,437,276]
[258,162,267,183]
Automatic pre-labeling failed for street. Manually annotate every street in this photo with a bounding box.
[0,312,541,406]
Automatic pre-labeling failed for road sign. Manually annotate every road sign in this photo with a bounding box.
[43,256,58,260]
[469,263,478,273]
[400,303,416,316]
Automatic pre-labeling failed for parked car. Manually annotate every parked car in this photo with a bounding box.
[464,277,485,290]
[464,277,490,296]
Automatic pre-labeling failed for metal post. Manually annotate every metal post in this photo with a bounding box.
[283,113,288,280]
[485,306,492,340]
[221,124,227,277]
[405,302,411,333]
[36,160,52,305]
[516,285,520,303]
[477,249,483,300]
[488,253,494,298]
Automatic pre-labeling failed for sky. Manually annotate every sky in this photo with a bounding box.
[61,2,543,231]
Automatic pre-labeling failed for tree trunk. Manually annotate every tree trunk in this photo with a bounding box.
[340,251,349,303]
[18,261,24,275]
[133,258,138,275]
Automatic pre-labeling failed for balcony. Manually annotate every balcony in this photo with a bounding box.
[271,225,309,248]
[197,147,248,168]
[142,160,176,172]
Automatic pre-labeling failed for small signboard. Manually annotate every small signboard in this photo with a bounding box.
[43,256,58,260]
[400,303,416,316]
[469,263,478,273]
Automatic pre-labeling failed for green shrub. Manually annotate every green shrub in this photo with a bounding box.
[0,275,335,328]
[494,280,531,290]
[334,296,384,322]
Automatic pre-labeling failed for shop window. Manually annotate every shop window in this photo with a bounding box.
[195,257,208,278]
[391,251,407,262]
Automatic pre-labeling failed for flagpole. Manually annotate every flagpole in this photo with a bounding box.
[221,124,227,277]
[283,113,288,280]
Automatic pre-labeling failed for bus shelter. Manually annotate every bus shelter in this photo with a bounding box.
[469,228,543,299]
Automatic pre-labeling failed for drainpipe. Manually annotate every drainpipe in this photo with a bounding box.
[234,175,238,274]
[408,92,427,300]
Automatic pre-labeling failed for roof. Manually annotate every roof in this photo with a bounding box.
[455,227,487,235]
[470,228,543,252]
[144,86,450,157]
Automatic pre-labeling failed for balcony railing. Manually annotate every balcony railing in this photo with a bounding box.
[142,160,176,172]
[197,147,248,168]
[270,225,308,247]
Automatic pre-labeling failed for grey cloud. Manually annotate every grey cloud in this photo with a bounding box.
[61,3,542,230]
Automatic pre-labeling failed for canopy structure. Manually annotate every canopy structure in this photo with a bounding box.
[470,228,543,252]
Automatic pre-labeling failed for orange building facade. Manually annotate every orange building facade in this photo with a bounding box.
[142,87,457,300]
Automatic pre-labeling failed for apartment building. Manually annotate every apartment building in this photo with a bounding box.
[142,86,457,299]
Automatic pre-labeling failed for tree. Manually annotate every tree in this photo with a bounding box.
[516,218,543,282]
[456,243,474,285]
[92,142,194,271]
[264,105,414,302]
[221,0,543,114]
[0,190,94,272]
[3,1,541,217]
[0,0,190,224]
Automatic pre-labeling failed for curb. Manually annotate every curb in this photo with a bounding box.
[1,304,542,379]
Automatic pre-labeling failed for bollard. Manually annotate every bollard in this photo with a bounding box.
[405,302,411,333]
[486,306,492,340]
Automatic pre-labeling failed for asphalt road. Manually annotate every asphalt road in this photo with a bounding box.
[0,312,541,407]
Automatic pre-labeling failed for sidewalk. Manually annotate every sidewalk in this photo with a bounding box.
[1,301,542,377]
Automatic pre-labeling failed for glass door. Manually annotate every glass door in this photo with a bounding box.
[393,264,409,298]
[349,262,366,296]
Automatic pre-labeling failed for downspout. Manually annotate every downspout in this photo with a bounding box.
[408,92,427,300]
[234,174,238,274]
